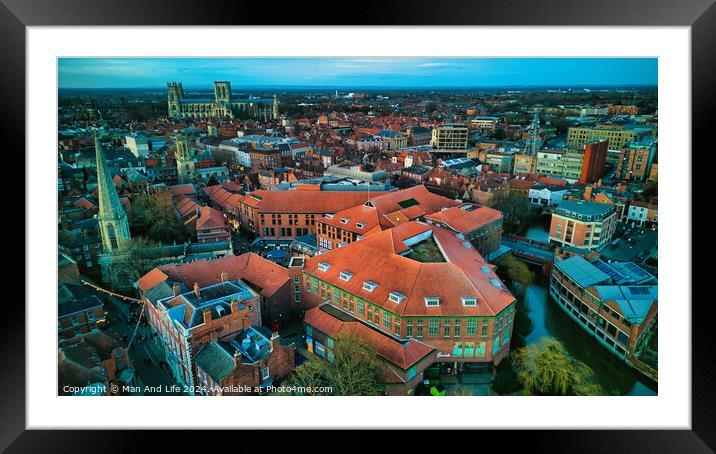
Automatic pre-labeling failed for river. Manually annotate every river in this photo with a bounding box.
[521,217,657,396]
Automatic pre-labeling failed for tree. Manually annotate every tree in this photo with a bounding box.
[287,336,384,396]
[126,193,189,244]
[494,254,534,350]
[495,254,534,297]
[491,356,523,395]
[489,187,536,235]
[112,237,164,283]
[512,337,604,396]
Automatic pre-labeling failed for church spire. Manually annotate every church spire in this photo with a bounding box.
[95,131,131,253]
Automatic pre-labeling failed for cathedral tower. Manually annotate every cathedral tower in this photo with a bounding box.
[167,81,184,117]
[175,134,195,183]
[272,94,279,120]
[214,81,231,103]
[95,132,131,253]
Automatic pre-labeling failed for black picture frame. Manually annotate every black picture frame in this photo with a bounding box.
[6,0,710,450]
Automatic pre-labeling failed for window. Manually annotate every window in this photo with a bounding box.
[454,320,461,338]
[71,316,80,326]
[317,262,331,272]
[333,288,340,304]
[357,301,365,315]
[406,320,414,337]
[339,271,353,281]
[475,342,486,357]
[443,321,451,338]
[86,311,95,320]
[466,319,477,335]
[388,292,405,304]
[327,338,334,348]
[416,320,424,338]
[492,335,501,354]
[340,217,350,224]
[481,319,489,338]
[424,297,440,307]
[453,342,463,357]
[407,366,417,380]
[503,326,511,345]
[461,297,477,307]
[428,318,439,336]
[327,350,335,363]
[382,310,392,329]
[262,367,270,381]
[363,281,378,292]
[394,319,401,337]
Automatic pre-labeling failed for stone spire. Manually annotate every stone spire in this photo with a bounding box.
[95,131,131,253]
[272,94,279,120]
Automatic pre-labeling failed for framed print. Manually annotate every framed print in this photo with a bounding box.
[6,0,712,450]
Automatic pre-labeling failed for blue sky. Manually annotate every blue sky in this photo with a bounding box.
[58,58,657,89]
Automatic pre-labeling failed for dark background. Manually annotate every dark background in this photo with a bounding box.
[2,0,712,451]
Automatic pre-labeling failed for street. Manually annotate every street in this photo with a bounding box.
[102,293,184,395]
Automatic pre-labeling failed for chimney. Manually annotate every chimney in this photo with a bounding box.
[270,331,279,352]
[203,308,212,324]
[172,283,181,296]
[221,271,230,282]
[194,282,201,297]
[230,299,240,314]
[233,350,242,367]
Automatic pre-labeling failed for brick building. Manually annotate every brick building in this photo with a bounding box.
[315,185,460,250]
[423,203,503,257]
[58,281,106,342]
[196,206,231,244]
[304,304,437,395]
[549,200,617,252]
[578,140,609,184]
[300,221,517,387]
[194,326,295,395]
[232,190,372,241]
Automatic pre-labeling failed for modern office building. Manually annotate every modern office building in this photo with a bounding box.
[431,124,469,150]
[615,137,658,182]
[550,254,657,380]
[578,140,609,184]
[566,124,654,149]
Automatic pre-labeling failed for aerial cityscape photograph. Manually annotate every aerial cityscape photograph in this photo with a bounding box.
[56,57,658,397]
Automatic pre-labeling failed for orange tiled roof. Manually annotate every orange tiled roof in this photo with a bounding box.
[304,221,515,318]
[424,204,502,234]
[319,204,381,235]
[304,306,435,370]
[155,253,289,299]
[239,190,373,214]
[137,268,169,292]
[196,206,227,231]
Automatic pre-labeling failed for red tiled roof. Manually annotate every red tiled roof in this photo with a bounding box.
[304,222,515,318]
[239,190,373,214]
[137,268,169,292]
[168,184,196,197]
[424,204,502,234]
[196,206,227,231]
[156,253,289,299]
[304,306,435,370]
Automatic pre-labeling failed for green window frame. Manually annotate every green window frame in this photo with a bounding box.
[475,342,486,357]
[382,310,392,329]
[428,318,439,336]
[454,320,461,338]
[481,319,489,338]
[466,319,477,335]
[453,342,463,357]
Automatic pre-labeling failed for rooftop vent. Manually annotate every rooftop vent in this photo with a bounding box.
[339,271,353,282]
[356,222,366,229]
[325,213,335,219]
[340,217,350,224]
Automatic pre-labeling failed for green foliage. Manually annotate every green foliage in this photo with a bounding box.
[495,254,535,296]
[512,337,604,396]
[489,188,536,235]
[112,236,163,282]
[126,194,189,244]
[288,336,384,396]
[491,356,523,395]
